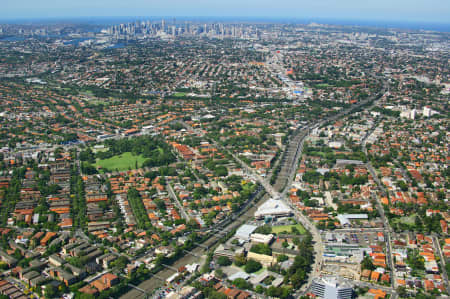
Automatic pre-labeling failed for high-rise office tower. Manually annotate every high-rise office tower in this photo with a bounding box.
[311,277,353,299]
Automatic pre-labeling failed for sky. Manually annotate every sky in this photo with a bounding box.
[2,0,450,24]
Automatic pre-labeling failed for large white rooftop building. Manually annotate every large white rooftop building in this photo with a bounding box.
[235,224,258,241]
[254,199,292,219]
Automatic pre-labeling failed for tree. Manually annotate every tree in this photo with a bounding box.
[81,162,98,175]
[361,256,376,271]
[397,286,407,298]
[215,268,226,279]
[414,216,423,229]
[214,165,228,177]
[234,254,247,267]
[446,262,450,275]
[416,292,435,299]
[250,243,272,256]
[79,148,95,163]
[207,290,227,299]
[0,262,8,270]
[291,270,306,288]
[127,188,152,230]
[232,278,253,290]
[355,287,369,296]
[44,284,57,298]
[254,224,272,235]
[277,254,289,263]
[266,286,291,298]
[255,285,265,294]
[396,180,408,191]
[303,170,321,184]
[111,256,129,269]
[154,198,166,211]
[291,226,301,234]
[187,218,200,230]
[245,259,262,273]
[217,256,232,267]
[406,250,425,271]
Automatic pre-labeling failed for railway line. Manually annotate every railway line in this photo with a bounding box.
[121,77,388,298]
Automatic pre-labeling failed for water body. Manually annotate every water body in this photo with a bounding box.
[311,18,450,33]
[63,37,92,45]
[107,43,125,49]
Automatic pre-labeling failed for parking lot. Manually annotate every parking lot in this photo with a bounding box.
[324,231,384,248]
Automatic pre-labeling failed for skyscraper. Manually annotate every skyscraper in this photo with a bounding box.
[311,277,353,299]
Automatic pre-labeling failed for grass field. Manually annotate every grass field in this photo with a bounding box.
[271,224,306,235]
[95,152,147,172]
[307,151,326,158]
[173,92,187,97]
[392,214,417,225]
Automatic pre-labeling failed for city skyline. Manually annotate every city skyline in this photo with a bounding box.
[2,0,450,24]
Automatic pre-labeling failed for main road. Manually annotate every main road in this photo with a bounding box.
[179,80,388,295]
[362,118,396,290]
[166,183,190,220]
[121,73,387,298]
[432,236,450,294]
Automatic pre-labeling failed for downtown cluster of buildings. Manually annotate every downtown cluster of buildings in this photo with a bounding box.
[102,20,261,40]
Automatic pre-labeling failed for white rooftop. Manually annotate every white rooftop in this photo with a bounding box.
[255,199,292,218]
[336,214,367,226]
[235,224,258,240]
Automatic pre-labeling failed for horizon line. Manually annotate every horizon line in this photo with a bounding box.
[0,15,449,25]
[0,16,449,33]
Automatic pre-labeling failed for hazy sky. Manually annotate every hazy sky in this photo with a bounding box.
[2,0,450,23]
